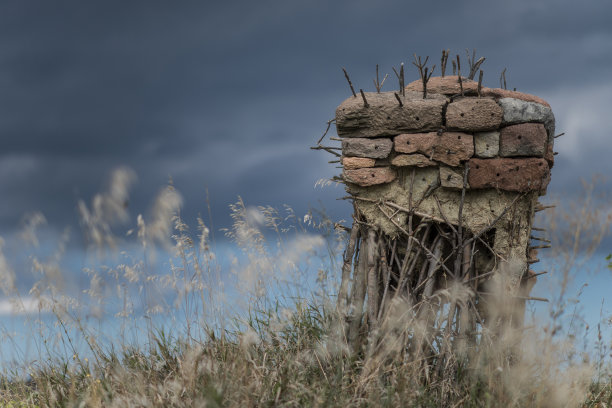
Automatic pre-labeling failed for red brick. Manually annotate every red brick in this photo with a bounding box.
[404,76,478,95]
[544,142,555,168]
[343,167,396,187]
[468,158,550,192]
[342,157,376,169]
[394,132,473,166]
[446,97,503,131]
[499,123,547,157]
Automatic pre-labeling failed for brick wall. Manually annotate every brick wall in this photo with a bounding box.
[336,76,555,195]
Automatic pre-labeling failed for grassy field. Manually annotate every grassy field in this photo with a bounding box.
[0,169,610,407]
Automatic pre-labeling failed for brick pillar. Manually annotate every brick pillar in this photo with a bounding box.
[334,75,555,349]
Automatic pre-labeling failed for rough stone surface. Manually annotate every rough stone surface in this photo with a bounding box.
[350,168,533,238]
[335,92,447,137]
[342,138,392,159]
[404,76,478,95]
[474,131,500,158]
[498,98,555,140]
[342,157,376,169]
[468,158,550,192]
[391,153,436,167]
[440,166,468,189]
[499,123,547,157]
[394,132,473,166]
[544,142,555,168]
[481,87,550,108]
[481,88,551,107]
[399,167,441,205]
[343,167,396,187]
[446,98,503,131]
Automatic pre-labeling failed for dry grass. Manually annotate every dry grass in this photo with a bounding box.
[0,168,609,407]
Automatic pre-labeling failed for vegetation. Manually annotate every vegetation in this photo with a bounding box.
[0,168,610,407]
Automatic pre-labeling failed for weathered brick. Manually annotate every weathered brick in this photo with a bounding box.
[342,157,376,169]
[335,92,446,137]
[468,158,550,192]
[404,76,478,95]
[440,166,468,189]
[342,138,392,159]
[544,142,554,168]
[394,132,473,166]
[391,153,436,167]
[498,98,555,141]
[474,131,500,158]
[343,167,396,187]
[481,87,551,108]
[499,123,547,157]
[446,97,503,131]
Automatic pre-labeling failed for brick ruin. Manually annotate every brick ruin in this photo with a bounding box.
[330,74,556,352]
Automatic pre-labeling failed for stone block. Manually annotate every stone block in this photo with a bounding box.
[342,157,376,169]
[499,123,547,157]
[440,166,468,189]
[446,97,503,131]
[391,153,437,167]
[342,138,392,159]
[474,131,499,158]
[498,98,555,140]
[544,142,554,168]
[468,158,550,192]
[335,92,446,137]
[481,88,551,107]
[394,132,473,166]
[343,167,397,187]
[404,76,478,95]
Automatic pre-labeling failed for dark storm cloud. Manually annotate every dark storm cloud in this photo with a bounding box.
[1,0,611,238]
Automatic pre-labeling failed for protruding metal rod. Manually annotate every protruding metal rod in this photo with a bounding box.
[360,89,369,107]
[441,49,449,77]
[394,92,403,107]
[342,67,357,97]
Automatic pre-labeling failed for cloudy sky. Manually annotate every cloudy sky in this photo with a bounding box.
[0,1,612,363]
[1,0,611,240]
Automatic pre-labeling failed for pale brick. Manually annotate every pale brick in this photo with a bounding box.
[446,97,503,131]
[474,131,500,158]
[342,157,376,169]
[404,76,478,95]
[391,154,437,167]
[342,138,392,159]
[335,92,446,137]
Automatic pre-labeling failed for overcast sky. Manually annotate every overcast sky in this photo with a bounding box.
[1,0,611,242]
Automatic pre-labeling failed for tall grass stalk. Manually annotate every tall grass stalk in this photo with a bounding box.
[0,168,609,407]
